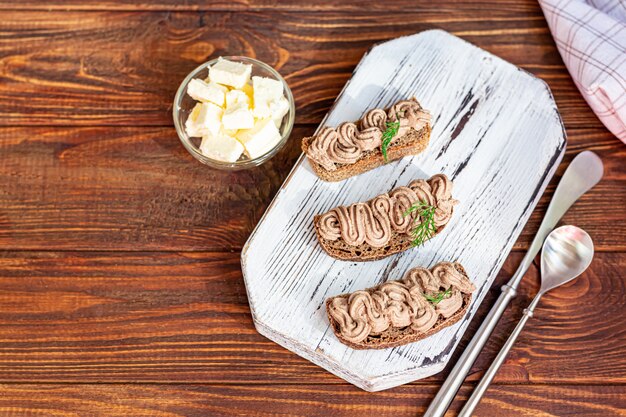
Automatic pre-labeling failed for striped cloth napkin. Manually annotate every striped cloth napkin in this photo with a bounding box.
[539,0,626,143]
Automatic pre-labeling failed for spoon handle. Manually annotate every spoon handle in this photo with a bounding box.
[458,296,542,417]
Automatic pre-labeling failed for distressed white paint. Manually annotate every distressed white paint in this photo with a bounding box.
[241,30,566,392]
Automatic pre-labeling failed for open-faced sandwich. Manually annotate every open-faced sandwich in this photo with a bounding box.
[314,174,457,261]
[326,262,475,349]
[302,98,431,182]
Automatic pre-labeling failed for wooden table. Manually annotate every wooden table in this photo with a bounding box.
[0,1,624,416]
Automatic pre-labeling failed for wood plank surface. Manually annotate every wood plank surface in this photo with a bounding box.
[0,251,623,385]
[0,0,543,12]
[0,10,607,130]
[0,0,624,412]
[0,383,624,417]
[0,126,304,251]
[0,126,623,251]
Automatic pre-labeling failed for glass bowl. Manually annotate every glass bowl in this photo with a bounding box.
[173,56,295,170]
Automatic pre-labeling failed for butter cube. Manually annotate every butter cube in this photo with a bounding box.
[236,119,282,159]
[185,103,204,137]
[252,76,284,118]
[209,58,252,89]
[269,95,290,128]
[200,131,244,163]
[253,76,283,102]
[222,103,254,130]
[185,102,223,137]
[187,79,227,106]
[226,89,250,108]
[241,82,254,103]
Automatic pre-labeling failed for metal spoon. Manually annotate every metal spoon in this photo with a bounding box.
[458,225,594,416]
[423,151,603,417]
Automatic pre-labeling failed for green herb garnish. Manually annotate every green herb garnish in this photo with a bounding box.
[403,201,437,247]
[381,120,400,162]
[424,289,452,305]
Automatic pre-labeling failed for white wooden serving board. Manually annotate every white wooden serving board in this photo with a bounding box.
[241,30,566,392]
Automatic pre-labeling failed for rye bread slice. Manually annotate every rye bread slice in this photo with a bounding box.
[326,263,472,350]
[302,124,431,182]
[313,210,452,262]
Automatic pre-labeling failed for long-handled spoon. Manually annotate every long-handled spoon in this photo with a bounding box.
[458,225,594,416]
[423,151,603,417]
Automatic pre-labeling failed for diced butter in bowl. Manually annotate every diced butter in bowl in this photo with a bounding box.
[173,56,295,170]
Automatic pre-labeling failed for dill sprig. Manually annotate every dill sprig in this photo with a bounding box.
[380,120,400,162]
[403,201,437,247]
[424,289,452,305]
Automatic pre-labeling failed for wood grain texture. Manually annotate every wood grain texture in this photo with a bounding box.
[0,251,623,385]
[0,126,624,252]
[0,383,624,417]
[0,126,304,251]
[0,9,608,130]
[0,0,544,12]
[0,0,624,412]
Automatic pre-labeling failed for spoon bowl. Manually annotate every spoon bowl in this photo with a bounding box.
[540,225,594,293]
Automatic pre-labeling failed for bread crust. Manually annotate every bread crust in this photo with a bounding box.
[325,263,472,350]
[302,124,431,182]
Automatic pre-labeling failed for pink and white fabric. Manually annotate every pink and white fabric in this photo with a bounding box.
[539,0,626,143]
